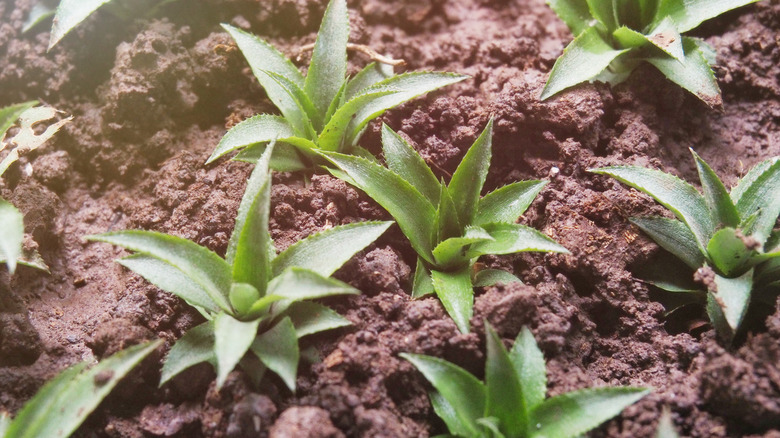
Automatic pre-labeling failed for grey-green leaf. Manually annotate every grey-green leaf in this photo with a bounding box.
[0,199,24,274]
[707,228,753,277]
[322,151,437,263]
[467,223,569,258]
[6,340,161,438]
[731,158,780,245]
[382,124,441,205]
[412,258,435,299]
[631,217,706,270]
[591,165,715,251]
[541,26,630,100]
[264,70,320,135]
[207,114,297,164]
[691,150,740,228]
[250,317,300,392]
[48,0,112,50]
[285,301,351,338]
[656,407,680,438]
[273,221,392,277]
[160,322,215,386]
[475,180,548,226]
[587,0,618,30]
[89,231,233,313]
[214,313,260,389]
[345,62,393,101]
[547,0,595,36]
[432,226,494,269]
[304,0,349,119]
[267,267,359,310]
[654,0,759,33]
[400,353,487,436]
[0,101,37,141]
[429,391,472,438]
[709,269,753,335]
[510,327,547,413]
[473,269,523,287]
[645,37,722,108]
[448,120,493,227]
[485,324,528,437]
[317,86,399,152]
[530,387,651,438]
[431,268,474,334]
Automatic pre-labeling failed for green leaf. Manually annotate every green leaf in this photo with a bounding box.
[264,70,320,136]
[317,86,399,152]
[431,268,474,334]
[586,0,618,30]
[612,17,683,60]
[412,258,435,299]
[640,0,660,25]
[250,317,300,392]
[0,412,9,437]
[229,283,262,316]
[432,226,494,269]
[322,152,437,263]
[345,62,393,101]
[631,217,706,270]
[707,269,752,338]
[6,340,161,438]
[656,407,680,438]
[435,184,463,245]
[654,0,760,33]
[707,228,753,277]
[547,0,595,36]
[267,267,358,315]
[400,353,487,436]
[591,165,715,252]
[344,72,469,146]
[485,324,528,437]
[221,24,309,131]
[541,26,630,100]
[118,255,219,314]
[285,301,351,338]
[273,221,392,277]
[645,37,721,108]
[214,313,260,389]
[226,142,274,295]
[731,158,778,205]
[731,158,780,245]
[429,391,473,438]
[160,322,216,386]
[510,327,547,413]
[467,223,569,258]
[530,387,651,438]
[477,417,507,438]
[48,0,112,50]
[234,140,313,172]
[448,120,493,227]
[473,269,522,287]
[206,114,296,164]
[323,79,348,126]
[88,231,233,313]
[613,0,643,29]
[382,124,441,205]
[691,150,740,228]
[23,3,55,33]
[475,180,548,226]
[0,199,24,274]
[304,0,349,119]
[0,101,37,141]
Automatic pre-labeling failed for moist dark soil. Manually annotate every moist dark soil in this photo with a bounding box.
[2,0,780,436]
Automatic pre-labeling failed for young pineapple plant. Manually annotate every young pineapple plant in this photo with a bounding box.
[321,121,569,333]
[401,323,650,438]
[542,0,759,106]
[207,0,468,172]
[592,150,780,342]
[89,144,392,391]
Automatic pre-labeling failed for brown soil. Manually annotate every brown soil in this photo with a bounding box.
[2,0,780,436]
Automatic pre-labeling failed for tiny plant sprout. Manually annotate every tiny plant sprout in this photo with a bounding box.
[88,143,393,391]
[0,102,70,274]
[542,0,760,106]
[207,0,468,172]
[591,150,780,342]
[401,323,650,438]
[321,121,569,333]
[0,340,161,438]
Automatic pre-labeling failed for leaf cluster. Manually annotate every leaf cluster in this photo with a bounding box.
[401,323,650,438]
[207,0,467,172]
[543,0,759,106]
[0,340,161,438]
[89,145,392,391]
[321,121,569,333]
[592,149,780,342]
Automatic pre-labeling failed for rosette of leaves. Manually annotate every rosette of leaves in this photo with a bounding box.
[0,339,161,438]
[1,102,70,274]
[207,0,468,172]
[401,323,650,438]
[321,121,569,333]
[591,150,780,342]
[88,144,392,391]
[542,0,759,106]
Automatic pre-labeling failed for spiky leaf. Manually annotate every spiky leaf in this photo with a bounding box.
[708,269,752,337]
[654,0,760,33]
[467,223,569,258]
[432,226,494,269]
[317,86,398,152]
[250,317,299,392]
[510,327,547,413]
[381,124,441,205]
[448,120,493,227]
[630,217,706,270]
[473,269,522,287]
[214,313,260,389]
[0,101,37,140]
[730,158,780,245]
[206,115,297,164]
[645,38,721,108]
[547,0,594,36]
[304,0,349,119]
[48,0,112,50]
[285,301,351,338]
[412,258,435,299]
[431,268,474,334]
[707,228,753,277]
[692,150,740,228]
[345,62,393,101]
[160,322,216,386]
[485,325,528,437]
[475,180,548,226]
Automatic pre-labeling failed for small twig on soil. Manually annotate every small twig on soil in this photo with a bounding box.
[297,43,407,67]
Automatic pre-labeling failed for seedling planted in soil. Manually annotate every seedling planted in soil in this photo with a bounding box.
[321,121,569,333]
[592,150,780,342]
[207,0,467,172]
[542,0,759,106]
[89,144,392,391]
[0,340,161,438]
[401,323,650,438]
